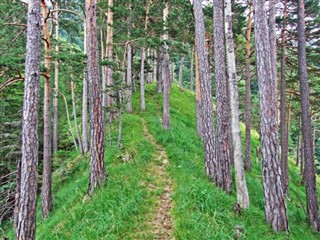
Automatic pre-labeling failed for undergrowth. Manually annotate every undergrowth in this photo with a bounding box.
[1,83,319,239]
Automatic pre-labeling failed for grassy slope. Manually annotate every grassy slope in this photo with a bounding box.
[2,83,319,239]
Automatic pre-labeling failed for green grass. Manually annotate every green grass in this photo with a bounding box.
[1,83,319,239]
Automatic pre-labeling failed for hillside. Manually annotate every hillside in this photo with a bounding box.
[2,83,319,239]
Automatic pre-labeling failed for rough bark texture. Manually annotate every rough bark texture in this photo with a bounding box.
[82,16,89,153]
[190,48,194,91]
[162,1,170,130]
[53,2,59,154]
[87,0,107,197]
[297,0,320,231]
[280,0,289,196]
[41,0,52,219]
[253,0,288,231]
[268,0,278,104]
[140,47,146,111]
[126,42,133,113]
[193,0,217,181]
[195,51,203,138]
[213,0,232,193]
[178,55,185,88]
[224,0,249,208]
[157,51,163,93]
[245,0,252,171]
[16,0,41,238]
[105,0,116,123]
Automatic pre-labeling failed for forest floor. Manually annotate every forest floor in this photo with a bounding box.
[1,83,320,239]
[142,121,174,239]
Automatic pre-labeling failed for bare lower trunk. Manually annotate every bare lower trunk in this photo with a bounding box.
[253,0,288,231]
[53,2,59,154]
[190,48,194,91]
[140,47,146,111]
[126,42,133,113]
[214,0,232,193]
[87,0,107,196]
[193,0,217,181]
[82,17,89,153]
[297,0,320,231]
[41,0,52,219]
[178,55,185,88]
[195,51,202,138]
[245,1,252,171]
[280,0,289,196]
[16,0,41,238]
[157,51,163,93]
[224,0,249,208]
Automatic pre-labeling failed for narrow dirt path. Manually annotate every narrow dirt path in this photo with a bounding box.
[142,121,175,240]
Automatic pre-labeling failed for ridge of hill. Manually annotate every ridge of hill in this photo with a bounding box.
[1,83,319,239]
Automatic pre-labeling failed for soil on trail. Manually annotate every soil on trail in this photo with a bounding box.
[142,121,175,240]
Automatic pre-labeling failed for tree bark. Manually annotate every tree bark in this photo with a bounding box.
[213,0,232,193]
[297,0,320,231]
[157,50,163,93]
[280,0,289,196]
[245,0,252,171]
[193,0,217,181]
[178,54,185,88]
[86,0,107,197]
[16,0,41,238]
[195,51,202,138]
[105,0,116,123]
[126,41,133,113]
[53,2,59,154]
[190,48,194,91]
[224,0,249,208]
[253,0,288,231]
[162,1,170,130]
[41,0,53,219]
[140,47,146,111]
[82,14,89,153]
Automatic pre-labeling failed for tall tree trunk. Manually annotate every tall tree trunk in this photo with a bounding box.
[195,51,202,138]
[157,50,163,93]
[178,54,185,88]
[41,0,53,219]
[140,47,146,111]
[268,0,278,105]
[253,0,288,231]
[162,1,170,130]
[126,41,133,113]
[106,0,115,123]
[213,0,232,193]
[190,48,194,91]
[16,0,41,238]
[86,0,107,197]
[280,0,289,196]
[53,2,59,154]
[297,0,320,231]
[153,50,157,82]
[224,0,249,208]
[82,15,89,153]
[245,0,252,171]
[193,0,217,181]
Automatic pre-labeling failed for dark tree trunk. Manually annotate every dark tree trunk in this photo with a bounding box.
[140,47,146,111]
[162,1,170,130]
[41,0,52,219]
[126,42,133,113]
[87,0,107,197]
[53,2,59,154]
[297,0,320,231]
[193,0,217,181]
[157,50,163,93]
[213,0,232,193]
[280,0,289,196]
[178,55,185,88]
[245,1,252,171]
[16,0,42,238]
[253,0,288,231]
